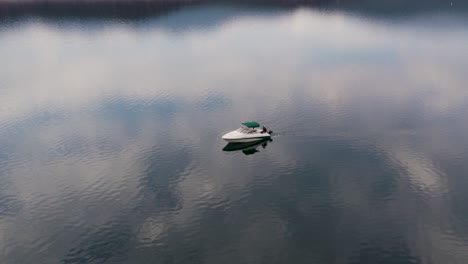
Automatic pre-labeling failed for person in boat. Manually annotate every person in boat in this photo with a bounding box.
[261,126,267,133]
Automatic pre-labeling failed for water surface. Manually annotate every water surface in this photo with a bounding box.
[1,4,468,264]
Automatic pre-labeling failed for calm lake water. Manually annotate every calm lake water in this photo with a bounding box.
[1,3,468,264]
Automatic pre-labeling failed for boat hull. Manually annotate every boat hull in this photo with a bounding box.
[221,126,272,143]
[222,136,270,143]
[222,139,271,152]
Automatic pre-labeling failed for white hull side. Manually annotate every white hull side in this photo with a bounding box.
[223,136,270,143]
[221,127,272,143]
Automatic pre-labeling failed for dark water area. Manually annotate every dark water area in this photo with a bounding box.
[1,2,468,264]
[1,0,468,21]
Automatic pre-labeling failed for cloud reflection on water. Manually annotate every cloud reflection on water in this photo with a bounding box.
[0,6,468,264]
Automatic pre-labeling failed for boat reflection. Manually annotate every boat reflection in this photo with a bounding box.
[222,139,272,155]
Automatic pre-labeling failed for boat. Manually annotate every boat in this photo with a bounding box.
[222,138,272,155]
[221,121,272,143]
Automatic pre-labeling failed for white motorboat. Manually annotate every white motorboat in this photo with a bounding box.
[221,121,272,143]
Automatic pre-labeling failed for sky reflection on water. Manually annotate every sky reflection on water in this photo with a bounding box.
[1,5,468,264]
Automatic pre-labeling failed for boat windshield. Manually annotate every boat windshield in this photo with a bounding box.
[238,127,256,134]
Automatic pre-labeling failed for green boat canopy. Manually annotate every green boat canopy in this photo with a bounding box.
[242,121,260,128]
